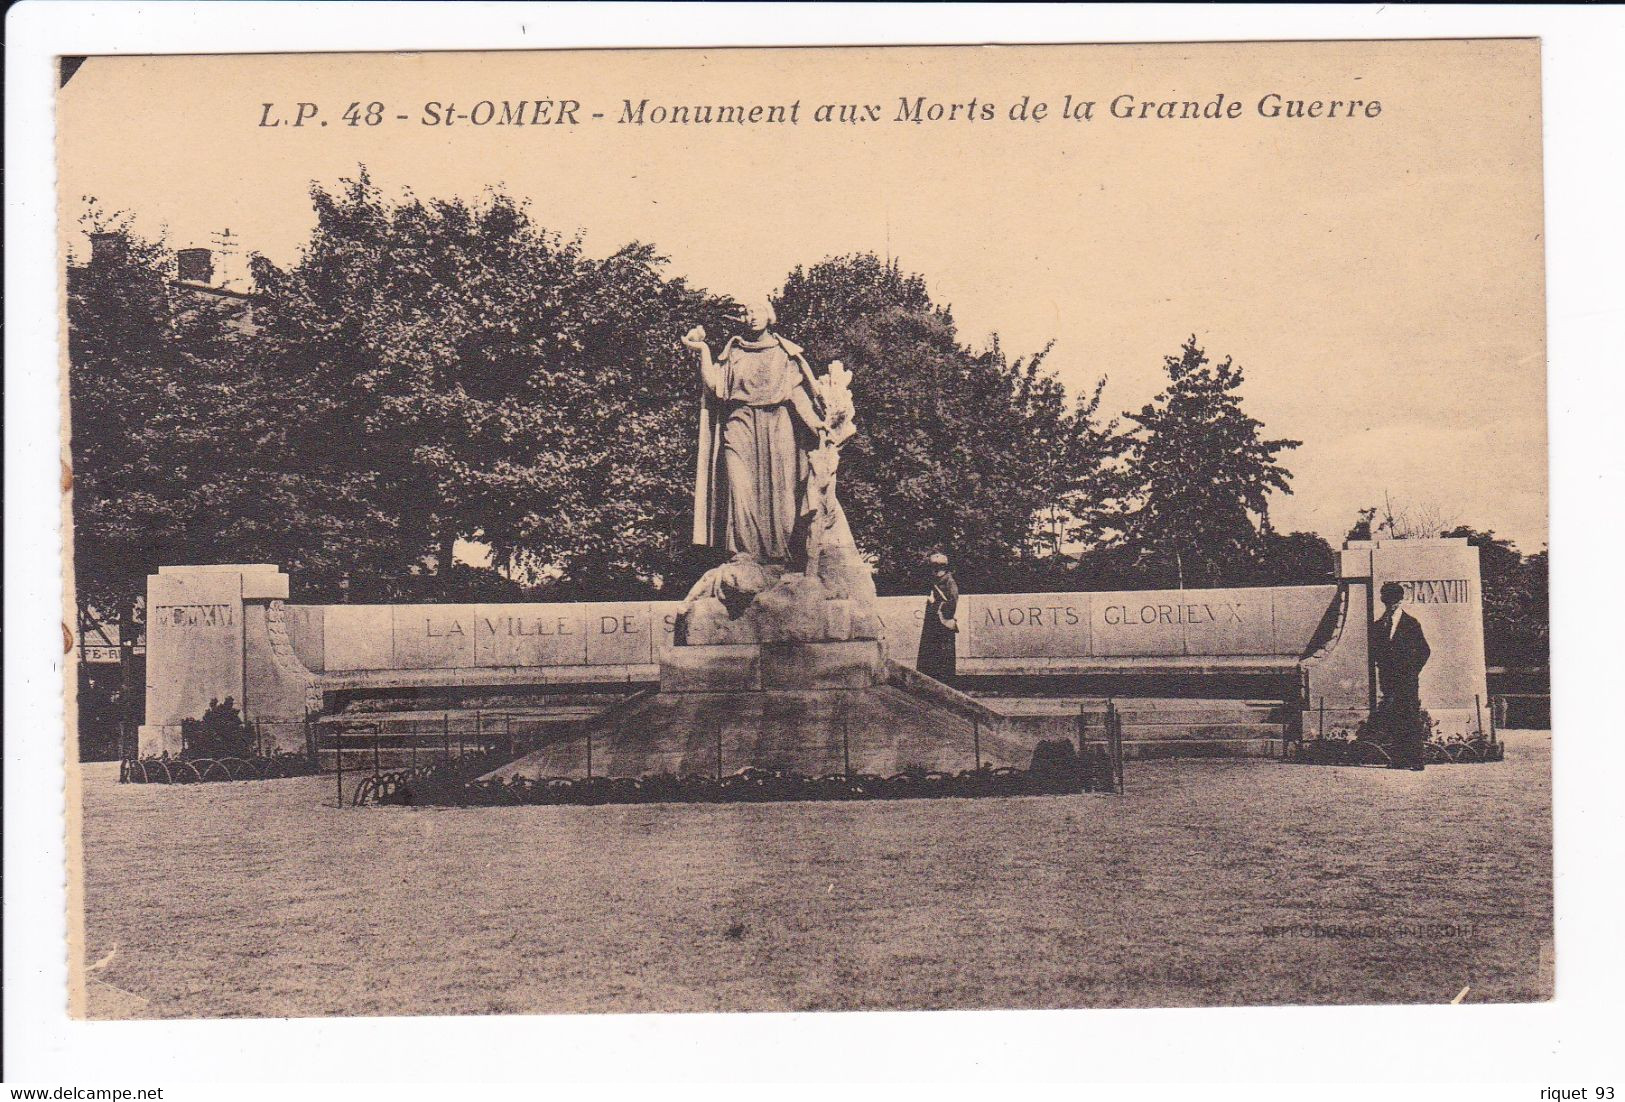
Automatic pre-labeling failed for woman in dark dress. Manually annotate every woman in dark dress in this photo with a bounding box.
[917,552,960,682]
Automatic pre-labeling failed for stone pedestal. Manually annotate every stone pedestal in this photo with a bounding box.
[484,639,1030,783]
[682,541,884,647]
[1338,537,1490,738]
[659,640,887,692]
[137,563,296,757]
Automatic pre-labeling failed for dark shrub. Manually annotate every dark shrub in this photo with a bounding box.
[1030,738,1083,793]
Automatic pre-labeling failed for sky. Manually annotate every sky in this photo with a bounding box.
[56,40,1548,552]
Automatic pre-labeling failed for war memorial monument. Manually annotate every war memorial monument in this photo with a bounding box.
[132,307,1496,786]
[46,39,1557,1038]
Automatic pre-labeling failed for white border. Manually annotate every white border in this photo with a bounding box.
[7,2,1624,1088]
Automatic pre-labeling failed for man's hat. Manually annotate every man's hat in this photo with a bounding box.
[928,552,949,567]
[1380,581,1407,604]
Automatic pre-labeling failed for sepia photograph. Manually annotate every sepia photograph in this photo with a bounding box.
[51,36,1555,1022]
[16,5,1625,1091]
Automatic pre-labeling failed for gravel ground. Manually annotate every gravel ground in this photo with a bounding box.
[78,730,1551,1018]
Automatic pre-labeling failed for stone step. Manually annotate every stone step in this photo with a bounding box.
[884,660,1009,728]
[1118,722,1285,741]
[1123,737,1282,760]
[981,696,1285,722]
[994,706,1284,726]
[317,706,604,730]
[316,747,491,772]
[1000,705,1287,754]
[1006,717,1284,742]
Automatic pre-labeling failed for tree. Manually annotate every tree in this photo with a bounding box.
[1346,507,1378,542]
[1441,526,1548,668]
[1510,549,1550,667]
[67,214,180,615]
[1373,495,1458,541]
[773,254,1119,592]
[1249,526,1337,585]
[66,210,282,619]
[73,195,1130,607]
[246,171,738,598]
[1111,336,1301,587]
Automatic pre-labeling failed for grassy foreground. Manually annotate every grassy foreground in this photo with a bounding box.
[79,731,1552,1018]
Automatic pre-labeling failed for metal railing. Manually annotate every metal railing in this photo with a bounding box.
[342,702,1127,807]
[1287,693,1505,766]
[118,717,319,784]
[318,709,527,807]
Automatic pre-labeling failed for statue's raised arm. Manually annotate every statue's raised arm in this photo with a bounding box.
[682,325,723,398]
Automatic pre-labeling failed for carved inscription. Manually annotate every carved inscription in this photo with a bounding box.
[474,615,577,637]
[982,605,1082,627]
[156,603,236,628]
[1101,601,1243,626]
[597,614,642,635]
[1397,579,1469,605]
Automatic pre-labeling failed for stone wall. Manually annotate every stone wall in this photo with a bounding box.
[138,539,1491,749]
[288,584,1338,679]
[300,602,682,672]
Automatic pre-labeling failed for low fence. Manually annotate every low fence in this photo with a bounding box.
[315,709,567,804]
[1288,692,1504,767]
[343,704,1127,807]
[119,718,319,785]
[120,752,317,784]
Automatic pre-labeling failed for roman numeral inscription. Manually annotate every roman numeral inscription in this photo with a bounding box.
[156,603,236,629]
[1397,579,1469,605]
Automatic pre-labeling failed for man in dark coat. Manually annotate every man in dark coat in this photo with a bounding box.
[1371,581,1431,770]
[917,552,960,683]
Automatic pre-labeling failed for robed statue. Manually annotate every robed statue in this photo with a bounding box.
[678,300,875,644]
[683,299,827,565]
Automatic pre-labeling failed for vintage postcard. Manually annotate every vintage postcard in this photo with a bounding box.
[58,38,1548,1020]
